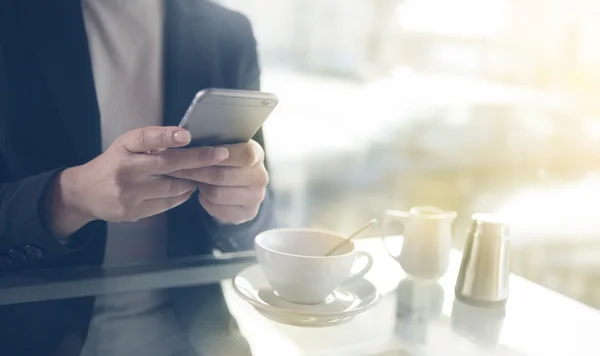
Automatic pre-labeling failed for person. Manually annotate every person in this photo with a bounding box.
[0,0,275,354]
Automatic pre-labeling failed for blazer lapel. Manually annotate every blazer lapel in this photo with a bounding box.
[163,0,221,127]
[26,0,101,163]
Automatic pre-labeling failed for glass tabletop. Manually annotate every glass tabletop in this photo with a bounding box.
[1,237,598,356]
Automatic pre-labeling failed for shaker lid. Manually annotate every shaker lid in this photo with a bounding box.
[470,213,509,239]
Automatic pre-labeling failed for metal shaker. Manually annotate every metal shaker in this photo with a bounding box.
[455,213,510,307]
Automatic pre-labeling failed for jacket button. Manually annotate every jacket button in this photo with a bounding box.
[24,245,44,259]
[0,254,13,265]
[8,249,26,262]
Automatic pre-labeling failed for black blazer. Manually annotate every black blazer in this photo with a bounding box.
[0,0,275,354]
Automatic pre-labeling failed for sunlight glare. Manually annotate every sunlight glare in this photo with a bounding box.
[395,0,507,38]
[495,177,600,239]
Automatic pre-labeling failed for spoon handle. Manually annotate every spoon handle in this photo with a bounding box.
[325,219,378,256]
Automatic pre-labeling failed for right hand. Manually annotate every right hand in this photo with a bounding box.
[48,126,229,238]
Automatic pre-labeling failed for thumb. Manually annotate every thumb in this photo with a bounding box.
[120,126,191,153]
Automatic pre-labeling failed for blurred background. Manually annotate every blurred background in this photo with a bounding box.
[216,0,600,310]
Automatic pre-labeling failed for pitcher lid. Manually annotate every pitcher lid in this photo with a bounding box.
[410,206,457,219]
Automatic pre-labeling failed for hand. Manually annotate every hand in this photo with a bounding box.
[48,126,229,238]
[168,140,268,225]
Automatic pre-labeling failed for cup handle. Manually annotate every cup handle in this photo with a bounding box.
[382,209,408,259]
[345,251,373,283]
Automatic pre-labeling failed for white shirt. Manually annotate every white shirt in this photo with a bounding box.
[81,1,188,355]
[85,0,166,267]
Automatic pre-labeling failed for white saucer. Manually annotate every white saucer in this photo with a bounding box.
[232,264,381,327]
[255,307,356,327]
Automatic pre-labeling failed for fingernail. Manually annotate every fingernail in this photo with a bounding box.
[214,147,229,160]
[174,130,191,144]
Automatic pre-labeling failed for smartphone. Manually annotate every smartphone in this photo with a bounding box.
[178,89,279,147]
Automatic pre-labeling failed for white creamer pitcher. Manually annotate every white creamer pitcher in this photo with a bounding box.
[384,206,457,280]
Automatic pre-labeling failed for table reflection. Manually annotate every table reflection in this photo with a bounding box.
[451,299,506,350]
[395,277,444,345]
[76,285,253,356]
[80,291,193,356]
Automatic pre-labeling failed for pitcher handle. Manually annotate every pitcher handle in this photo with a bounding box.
[382,209,408,260]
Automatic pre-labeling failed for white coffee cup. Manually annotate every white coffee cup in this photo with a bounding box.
[255,228,373,305]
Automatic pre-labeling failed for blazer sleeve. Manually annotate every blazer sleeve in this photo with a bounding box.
[197,11,278,252]
[0,167,88,272]
[0,43,92,271]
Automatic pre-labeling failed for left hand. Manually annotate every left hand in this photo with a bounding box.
[168,140,268,224]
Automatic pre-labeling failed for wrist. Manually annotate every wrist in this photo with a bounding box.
[47,166,94,240]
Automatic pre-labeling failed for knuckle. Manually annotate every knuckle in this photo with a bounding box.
[218,207,234,222]
[257,168,269,186]
[135,127,171,150]
[171,179,194,196]
[167,192,191,208]
[250,206,260,219]
[151,155,170,171]
[241,145,257,166]
[158,129,170,146]
[256,187,266,203]
[184,188,195,198]
[211,168,229,185]
[157,199,172,212]
[181,182,196,195]
[136,127,149,149]
[166,179,179,195]
[176,168,193,180]
[204,186,222,203]
[235,208,255,224]
[165,196,178,208]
